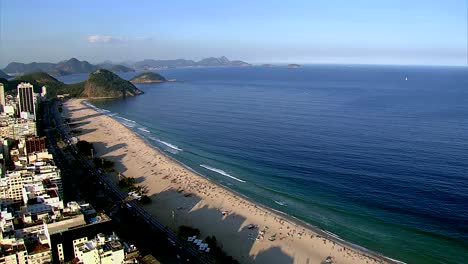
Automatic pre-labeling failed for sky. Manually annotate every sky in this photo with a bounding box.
[0,0,466,67]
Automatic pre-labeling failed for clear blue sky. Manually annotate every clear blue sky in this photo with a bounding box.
[0,0,466,66]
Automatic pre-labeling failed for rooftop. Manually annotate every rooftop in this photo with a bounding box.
[0,244,27,257]
[25,240,50,254]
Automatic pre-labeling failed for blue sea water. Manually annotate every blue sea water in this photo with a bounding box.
[58,65,468,263]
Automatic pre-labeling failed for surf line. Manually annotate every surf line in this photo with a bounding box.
[200,164,246,183]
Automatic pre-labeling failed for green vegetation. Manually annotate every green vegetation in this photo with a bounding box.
[93,158,115,171]
[82,69,143,97]
[0,72,63,97]
[129,72,167,83]
[139,195,152,205]
[118,177,151,204]
[76,140,94,157]
[118,177,136,188]
[0,69,143,99]
[3,58,98,76]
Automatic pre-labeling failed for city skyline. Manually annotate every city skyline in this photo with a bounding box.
[0,0,466,67]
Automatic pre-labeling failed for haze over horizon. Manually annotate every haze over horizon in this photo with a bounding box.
[0,0,466,67]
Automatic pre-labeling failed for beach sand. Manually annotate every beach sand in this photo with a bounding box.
[64,99,390,264]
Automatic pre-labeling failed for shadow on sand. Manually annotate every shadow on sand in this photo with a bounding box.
[144,188,294,263]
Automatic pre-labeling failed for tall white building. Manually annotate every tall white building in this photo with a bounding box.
[0,83,5,113]
[40,86,47,99]
[17,83,36,120]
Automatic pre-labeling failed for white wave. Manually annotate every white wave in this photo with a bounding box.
[274,201,287,206]
[323,230,340,239]
[200,165,245,183]
[121,117,136,123]
[157,140,183,151]
[122,123,135,128]
[137,127,150,133]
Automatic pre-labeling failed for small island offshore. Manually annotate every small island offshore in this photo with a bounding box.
[287,64,301,68]
[130,72,175,84]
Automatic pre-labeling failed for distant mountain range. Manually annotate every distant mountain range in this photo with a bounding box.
[3,56,251,76]
[4,58,99,76]
[0,70,142,98]
[133,56,250,70]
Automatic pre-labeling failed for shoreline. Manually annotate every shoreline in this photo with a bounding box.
[65,98,398,264]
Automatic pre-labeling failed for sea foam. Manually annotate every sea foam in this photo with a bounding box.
[157,140,183,151]
[137,127,150,133]
[200,164,245,183]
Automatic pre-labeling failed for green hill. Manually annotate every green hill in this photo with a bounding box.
[7,72,64,96]
[81,69,143,97]
[130,72,167,83]
[0,70,143,98]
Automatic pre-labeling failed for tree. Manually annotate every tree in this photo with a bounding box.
[118,177,135,188]
[139,195,151,205]
[93,157,114,170]
[76,140,94,157]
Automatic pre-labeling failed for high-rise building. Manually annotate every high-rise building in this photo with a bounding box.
[17,83,36,120]
[25,136,46,154]
[0,83,5,112]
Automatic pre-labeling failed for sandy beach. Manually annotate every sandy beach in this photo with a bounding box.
[64,98,391,264]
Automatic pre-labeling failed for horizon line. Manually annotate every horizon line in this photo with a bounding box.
[1,57,466,69]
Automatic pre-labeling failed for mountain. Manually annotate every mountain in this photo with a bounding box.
[287,64,301,68]
[97,63,135,73]
[55,58,99,75]
[0,72,64,97]
[196,56,250,67]
[0,70,11,79]
[0,70,142,98]
[3,58,99,76]
[80,69,143,98]
[133,56,250,70]
[4,62,56,75]
[110,65,135,73]
[4,57,250,75]
[130,72,167,83]
[133,59,197,70]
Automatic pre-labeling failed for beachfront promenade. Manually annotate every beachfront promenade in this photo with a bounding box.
[47,100,213,264]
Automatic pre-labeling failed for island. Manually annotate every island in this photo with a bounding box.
[261,64,274,67]
[287,64,301,68]
[129,72,168,84]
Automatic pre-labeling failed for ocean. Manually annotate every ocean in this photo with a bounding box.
[58,65,468,263]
